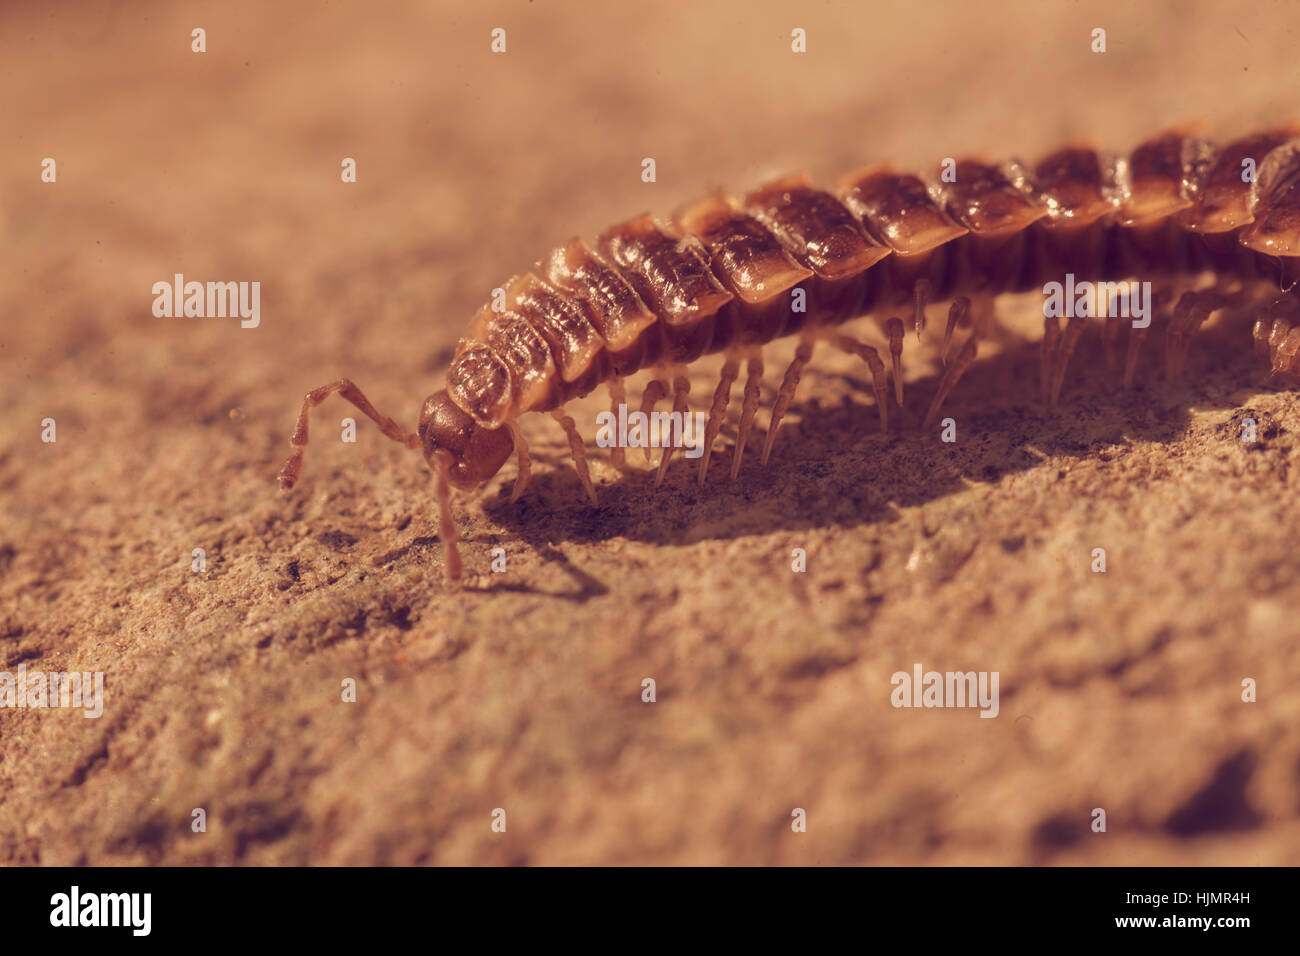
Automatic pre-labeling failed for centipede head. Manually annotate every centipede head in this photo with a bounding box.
[417,389,513,490]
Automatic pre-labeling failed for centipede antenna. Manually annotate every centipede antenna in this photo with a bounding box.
[277,378,420,490]
[432,453,462,582]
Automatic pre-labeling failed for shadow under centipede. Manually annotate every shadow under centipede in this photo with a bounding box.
[480,318,1277,555]
[466,537,610,602]
[374,529,609,602]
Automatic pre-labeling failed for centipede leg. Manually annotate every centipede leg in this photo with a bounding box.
[506,419,531,503]
[1268,318,1294,375]
[1164,292,1195,381]
[912,279,932,342]
[1049,314,1087,406]
[1102,313,1122,372]
[761,337,815,466]
[731,352,764,479]
[277,379,419,490]
[1254,297,1300,379]
[1124,324,1150,390]
[1123,285,1179,389]
[550,407,598,506]
[886,317,906,405]
[1165,291,1224,381]
[1252,314,1273,362]
[638,373,670,464]
[830,334,890,433]
[1040,315,1060,404]
[655,367,691,487]
[941,296,970,366]
[607,377,627,468]
[1278,326,1300,380]
[1100,283,1129,375]
[698,355,740,486]
[1250,293,1299,363]
[922,335,979,431]
[432,454,462,582]
[1262,315,1300,381]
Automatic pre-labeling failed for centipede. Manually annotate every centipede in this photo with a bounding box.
[278,125,1300,581]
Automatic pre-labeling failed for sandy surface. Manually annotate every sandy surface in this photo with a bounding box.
[2,0,1299,865]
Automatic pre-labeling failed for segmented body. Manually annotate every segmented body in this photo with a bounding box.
[280,126,1300,581]
[447,126,1300,429]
